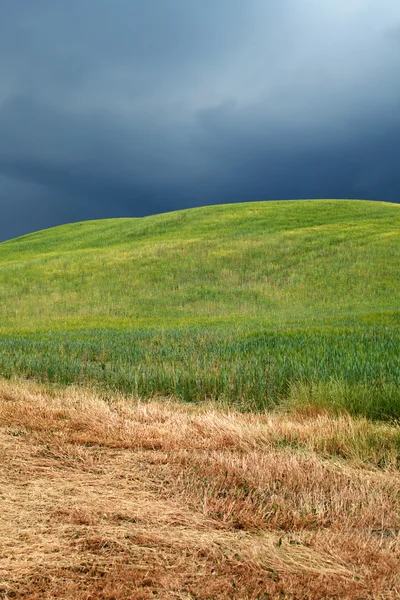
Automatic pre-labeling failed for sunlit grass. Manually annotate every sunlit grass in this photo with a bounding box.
[0,326,398,419]
[0,199,399,418]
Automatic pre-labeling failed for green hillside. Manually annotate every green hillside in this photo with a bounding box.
[0,199,399,418]
[0,199,399,330]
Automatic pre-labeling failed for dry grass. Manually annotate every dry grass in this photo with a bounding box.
[0,380,399,599]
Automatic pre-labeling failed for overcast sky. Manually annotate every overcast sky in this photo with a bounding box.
[1,1,399,241]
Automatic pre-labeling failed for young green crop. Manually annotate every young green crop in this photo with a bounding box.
[0,199,399,418]
[0,326,398,419]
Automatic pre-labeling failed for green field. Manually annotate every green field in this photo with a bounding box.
[0,199,399,419]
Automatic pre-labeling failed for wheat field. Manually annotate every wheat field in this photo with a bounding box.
[0,200,399,419]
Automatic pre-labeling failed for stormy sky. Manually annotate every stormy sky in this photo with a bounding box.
[1,1,400,241]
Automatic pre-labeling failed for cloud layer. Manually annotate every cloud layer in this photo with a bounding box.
[1,0,399,240]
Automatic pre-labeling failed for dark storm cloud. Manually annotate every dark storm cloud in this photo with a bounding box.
[0,0,400,241]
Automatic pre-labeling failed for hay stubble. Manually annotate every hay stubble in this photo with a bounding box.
[0,381,399,599]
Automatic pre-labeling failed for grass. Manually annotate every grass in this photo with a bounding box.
[0,326,398,419]
[0,199,399,418]
[0,199,399,329]
[0,199,399,419]
[1,380,399,599]
[1,199,399,599]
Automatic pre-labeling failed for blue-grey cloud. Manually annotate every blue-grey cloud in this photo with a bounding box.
[0,0,399,241]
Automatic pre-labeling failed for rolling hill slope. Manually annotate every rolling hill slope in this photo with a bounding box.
[0,199,399,417]
[0,199,399,330]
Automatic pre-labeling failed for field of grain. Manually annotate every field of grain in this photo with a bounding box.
[0,200,399,598]
[0,200,399,330]
[0,200,399,419]
[0,326,399,419]
[1,380,399,599]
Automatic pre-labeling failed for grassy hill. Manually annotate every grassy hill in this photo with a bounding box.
[0,199,399,329]
[0,199,399,418]
[1,201,400,598]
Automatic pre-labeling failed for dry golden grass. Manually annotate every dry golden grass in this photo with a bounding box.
[0,379,399,599]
